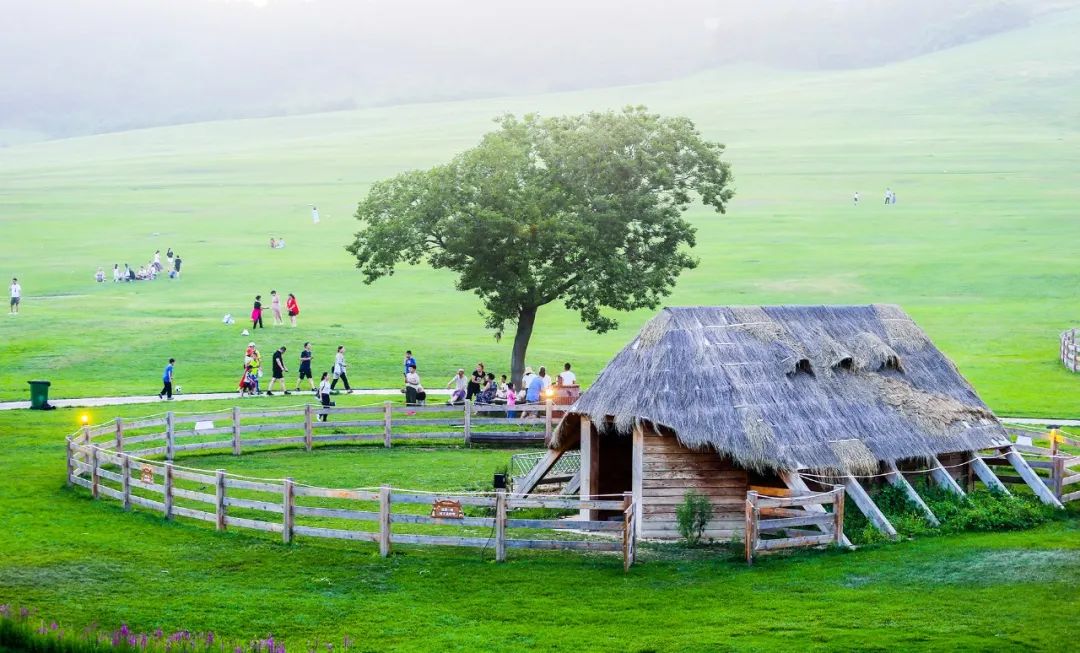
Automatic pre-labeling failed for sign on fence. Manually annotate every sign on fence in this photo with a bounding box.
[430,499,464,519]
[140,464,155,484]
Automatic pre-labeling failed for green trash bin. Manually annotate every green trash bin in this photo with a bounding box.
[28,380,51,409]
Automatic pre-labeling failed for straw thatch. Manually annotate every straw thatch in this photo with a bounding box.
[553,305,1010,474]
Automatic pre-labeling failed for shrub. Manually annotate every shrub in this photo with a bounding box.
[675,490,713,546]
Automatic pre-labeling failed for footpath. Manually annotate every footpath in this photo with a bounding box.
[0,389,452,411]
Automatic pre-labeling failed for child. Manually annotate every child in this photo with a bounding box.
[318,372,333,421]
[506,382,517,418]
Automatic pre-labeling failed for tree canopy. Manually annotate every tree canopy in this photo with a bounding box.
[347,106,733,384]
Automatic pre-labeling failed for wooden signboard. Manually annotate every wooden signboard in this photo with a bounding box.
[141,465,155,484]
[430,499,464,519]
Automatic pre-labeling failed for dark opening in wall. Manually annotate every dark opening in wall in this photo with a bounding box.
[835,357,854,371]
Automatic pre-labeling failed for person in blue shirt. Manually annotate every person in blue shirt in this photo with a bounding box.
[159,358,175,400]
[526,366,548,404]
[403,350,417,378]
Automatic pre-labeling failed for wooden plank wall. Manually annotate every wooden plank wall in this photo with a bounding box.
[639,434,747,540]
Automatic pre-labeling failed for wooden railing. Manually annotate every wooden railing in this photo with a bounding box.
[744,488,845,564]
[71,400,554,462]
[65,406,637,569]
[992,427,1080,504]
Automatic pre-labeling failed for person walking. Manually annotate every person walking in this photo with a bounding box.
[251,295,264,329]
[270,290,284,326]
[317,372,332,421]
[286,293,299,327]
[852,191,860,206]
[311,205,320,224]
[9,278,21,315]
[159,358,175,400]
[296,342,315,392]
[884,188,892,205]
[172,254,182,278]
[266,346,290,396]
[330,345,353,393]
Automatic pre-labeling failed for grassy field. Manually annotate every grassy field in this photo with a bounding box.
[0,401,1077,651]
[0,10,1078,415]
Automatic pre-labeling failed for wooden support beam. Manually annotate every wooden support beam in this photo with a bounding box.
[1003,446,1064,508]
[779,471,851,547]
[383,401,393,448]
[512,447,566,497]
[928,456,965,496]
[463,400,472,447]
[215,469,227,531]
[884,462,939,527]
[121,454,131,511]
[840,474,897,539]
[563,470,581,496]
[163,463,174,519]
[115,417,124,453]
[579,416,597,520]
[303,405,313,452]
[165,412,175,461]
[631,425,644,540]
[968,453,1010,495]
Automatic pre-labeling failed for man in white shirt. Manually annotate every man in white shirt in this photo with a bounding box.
[311,205,320,224]
[557,362,576,386]
[9,278,20,314]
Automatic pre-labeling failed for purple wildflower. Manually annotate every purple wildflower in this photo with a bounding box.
[0,604,10,617]
[154,627,164,639]
[206,631,216,645]
[50,621,58,631]
[120,623,130,637]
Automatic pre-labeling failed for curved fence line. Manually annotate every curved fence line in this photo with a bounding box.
[65,401,638,568]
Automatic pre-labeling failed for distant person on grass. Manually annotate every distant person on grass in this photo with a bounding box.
[446,368,467,404]
[526,366,548,404]
[9,278,20,314]
[159,358,175,400]
[884,188,892,205]
[113,264,122,283]
[172,254,182,278]
[270,290,284,326]
[296,342,315,392]
[404,365,425,406]
[318,372,332,421]
[331,345,353,393]
[251,295,264,329]
[853,191,859,205]
[311,205,320,224]
[95,268,105,283]
[266,346,290,396]
[286,293,299,327]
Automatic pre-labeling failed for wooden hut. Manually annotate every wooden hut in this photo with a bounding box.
[522,305,1060,541]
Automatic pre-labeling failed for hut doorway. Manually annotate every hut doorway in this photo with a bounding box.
[580,420,633,520]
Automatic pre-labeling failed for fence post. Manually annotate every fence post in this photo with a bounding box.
[383,401,393,448]
[82,423,92,446]
[379,485,392,557]
[115,417,124,453]
[544,400,553,446]
[215,469,227,531]
[622,491,635,571]
[495,489,507,563]
[833,487,845,547]
[121,454,131,510]
[65,438,73,486]
[90,446,100,499]
[164,463,174,519]
[744,491,758,565]
[1053,456,1065,500]
[463,400,472,448]
[283,477,295,544]
[304,405,313,452]
[231,406,241,456]
[165,411,175,461]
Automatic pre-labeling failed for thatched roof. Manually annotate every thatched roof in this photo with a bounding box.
[553,305,1009,474]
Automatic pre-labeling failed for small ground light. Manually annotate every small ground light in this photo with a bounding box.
[81,415,89,425]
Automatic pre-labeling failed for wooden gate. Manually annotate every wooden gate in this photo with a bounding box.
[744,487,845,564]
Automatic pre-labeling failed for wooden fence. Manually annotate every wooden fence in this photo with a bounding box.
[1062,328,1079,372]
[992,427,1080,504]
[65,404,637,568]
[71,400,554,461]
[744,487,845,564]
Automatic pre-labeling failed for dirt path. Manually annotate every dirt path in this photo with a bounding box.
[0,389,452,411]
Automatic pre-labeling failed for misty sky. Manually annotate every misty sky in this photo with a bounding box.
[0,0,1067,140]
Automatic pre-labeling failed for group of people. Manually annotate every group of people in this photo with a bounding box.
[250,291,300,328]
[234,341,352,420]
[444,361,576,408]
[851,189,899,206]
[268,237,287,249]
[103,249,182,283]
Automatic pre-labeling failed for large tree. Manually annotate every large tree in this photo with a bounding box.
[347,106,733,384]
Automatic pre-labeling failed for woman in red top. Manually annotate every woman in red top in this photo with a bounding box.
[286,293,299,327]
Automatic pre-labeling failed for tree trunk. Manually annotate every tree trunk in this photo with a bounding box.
[510,305,537,389]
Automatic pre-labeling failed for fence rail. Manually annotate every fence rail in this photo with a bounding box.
[1062,328,1079,373]
[999,426,1080,503]
[744,488,845,564]
[66,415,636,568]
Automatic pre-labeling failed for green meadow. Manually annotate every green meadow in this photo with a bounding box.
[2,11,1080,415]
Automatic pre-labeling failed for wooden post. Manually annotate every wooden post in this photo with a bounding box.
[840,474,898,539]
[1053,455,1066,501]
[495,489,506,562]
[303,405,313,452]
[622,490,634,571]
[282,478,294,544]
[631,425,644,540]
[215,469,227,531]
[929,456,965,496]
[1003,447,1063,507]
[378,485,392,557]
[121,454,131,510]
[779,471,852,547]
[82,424,92,446]
[970,453,1010,495]
[885,462,939,527]
[744,491,758,564]
[65,438,74,486]
[114,417,124,453]
[231,406,241,456]
[165,411,175,461]
[383,401,393,448]
[90,446,100,499]
[580,416,598,520]
[463,400,472,447]
[164,463,174,519]
[544,400,553,446]
[832,487,845,547]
